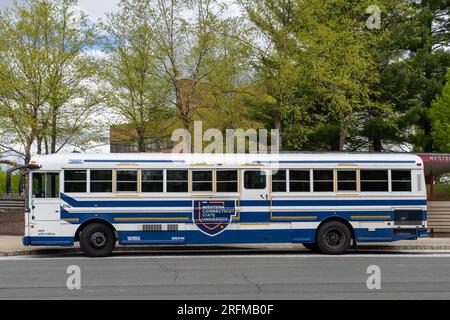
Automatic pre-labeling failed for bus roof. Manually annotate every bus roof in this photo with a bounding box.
[29,152,423,170]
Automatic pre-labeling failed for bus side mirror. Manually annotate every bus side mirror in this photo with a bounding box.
[6,164,40,195]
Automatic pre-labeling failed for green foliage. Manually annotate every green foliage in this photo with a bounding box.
[100,0,176,151]
[0,0,449,157]
[430,69,450,152]
[0,170,19,194]
[426,184,450,201]
[0,0,102,162]
[375,0,450,152]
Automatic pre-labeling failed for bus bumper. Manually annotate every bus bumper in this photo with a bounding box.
[418,228,429,238]
[393,227,429,240]
[22,236,74,246]
[22,236,30,246]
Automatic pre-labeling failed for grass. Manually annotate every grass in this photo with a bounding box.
[427,184,450,201]
[0,170,20,194]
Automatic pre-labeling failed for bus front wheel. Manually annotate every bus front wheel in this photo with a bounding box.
[80,223,116,257]
[316,220,351,255]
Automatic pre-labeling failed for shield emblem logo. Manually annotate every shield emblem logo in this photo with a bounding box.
[193,200,236,236]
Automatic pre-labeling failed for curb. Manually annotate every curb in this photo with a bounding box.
[2,245,450,257]
[357,245,450,250]
[0,248,80,257]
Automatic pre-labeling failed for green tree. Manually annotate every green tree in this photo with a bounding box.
[430,69,450,152]
[375,0,450,152]
[241,0,384,151]
[346,0,413,152]
[101,0,175,152]
[0,169,19,194]
[301,0,382,151]
[122,0,236,134]
[238,0,311,148]
[0,0,100,163]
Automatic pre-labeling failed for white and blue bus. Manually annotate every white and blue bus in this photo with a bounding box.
[6,152,428,257]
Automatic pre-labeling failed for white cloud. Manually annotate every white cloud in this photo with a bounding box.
[0,0,120,21]
[76,0,120,22]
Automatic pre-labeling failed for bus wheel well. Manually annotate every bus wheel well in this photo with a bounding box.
[75,219,116,242]
[316,217,356,244]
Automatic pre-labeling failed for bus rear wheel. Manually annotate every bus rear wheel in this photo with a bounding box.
[80,223,116,257]
[316,221,351,255]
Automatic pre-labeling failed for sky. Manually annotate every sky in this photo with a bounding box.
[0,0,120,21]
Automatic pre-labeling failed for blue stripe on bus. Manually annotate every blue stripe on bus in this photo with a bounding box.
[60,208,192,224]
[22,236,74,246]
[61,193,192,208]
[61,208,427,224]
[83,159,185,163]
[61,193,426,208]
[253,160,416,164]
[117,228,426,245]
[82,159,416,164]
[244,199,427,206]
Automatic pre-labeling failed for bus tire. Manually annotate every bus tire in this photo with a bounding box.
[80,222,116,257]
[316,220,351,255]
[302,243,318,251]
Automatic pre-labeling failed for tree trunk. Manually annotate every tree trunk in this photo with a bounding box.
[36,137,42,155]
[44,136,49,154]
[51,109,57,153]
[274,104,283,151]
[372,137,382,152]
[24,139,33,165]
[181,116,191,134]
[339,124,347,151]
[136,127,146,152]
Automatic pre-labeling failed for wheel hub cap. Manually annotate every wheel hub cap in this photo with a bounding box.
[325,228,344,247]
[90,232,106,248]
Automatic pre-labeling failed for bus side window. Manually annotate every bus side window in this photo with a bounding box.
[192,171,213,192]
[289,170,310,192]
[216,170,238,192]
[32,172,59,198]
[117,170,137,192]
[167,170,188,192]
[391,170,411,192]
[90,170,112,192]
[32,173,45,198]
[272,170,286,192]
[142,170,163,192]
[313,170,333,192]
[64,170,87,192]
[337,170,357,191]
[360,170,388,192]
[244,171,266,189]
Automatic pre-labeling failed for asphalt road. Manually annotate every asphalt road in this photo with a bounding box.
[1,249,450,299]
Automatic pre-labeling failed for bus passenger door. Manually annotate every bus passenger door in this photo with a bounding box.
[240,170,271,240]
[30,172,61,221]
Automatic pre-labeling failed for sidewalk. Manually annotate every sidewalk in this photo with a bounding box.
[0,236,80,256]
[2,236,450,256]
